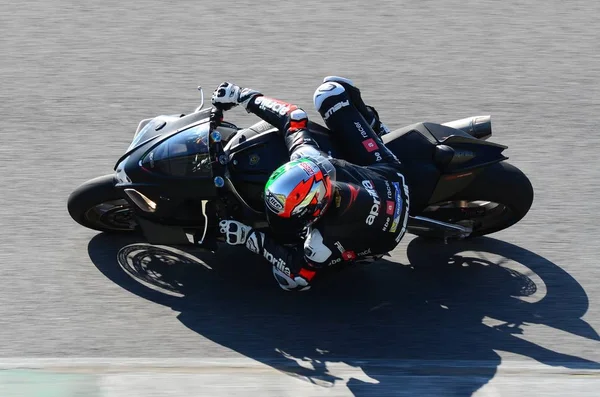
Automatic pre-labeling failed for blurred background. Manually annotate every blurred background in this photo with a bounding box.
[1,0,599,395]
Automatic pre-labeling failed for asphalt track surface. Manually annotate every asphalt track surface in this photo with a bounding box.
[2,0,600,395]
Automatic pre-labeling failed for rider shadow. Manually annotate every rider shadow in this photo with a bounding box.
[88,235,600,396]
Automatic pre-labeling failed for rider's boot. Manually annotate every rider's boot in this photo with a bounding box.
[323,76,391,136]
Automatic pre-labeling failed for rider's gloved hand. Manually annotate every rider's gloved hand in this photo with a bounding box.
[219,220,252,245]
[211,82,241,111]
[212,82,261,111]
[219,219,267,257]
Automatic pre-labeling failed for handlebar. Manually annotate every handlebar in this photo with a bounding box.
[207,105,265,221]
[191,88,264,244]
[208,106,227,187]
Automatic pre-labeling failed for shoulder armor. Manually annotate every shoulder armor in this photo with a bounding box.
[303,228,332,265]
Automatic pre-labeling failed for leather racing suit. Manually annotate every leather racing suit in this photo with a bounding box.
[225,79,410,291]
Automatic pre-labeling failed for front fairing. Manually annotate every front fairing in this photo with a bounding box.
[116,109,213,170]
[139,123,212,178]
[127,115,181,152]
[114,109,219,222]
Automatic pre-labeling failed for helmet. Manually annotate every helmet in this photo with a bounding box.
[264,157,335,236]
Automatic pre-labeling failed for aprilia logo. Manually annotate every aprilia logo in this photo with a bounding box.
[362,180,381,225]
[264,249,290,276]
[255,97,293,116]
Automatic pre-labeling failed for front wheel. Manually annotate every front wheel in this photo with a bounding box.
[420,162,534,238]
[67,174,138,233]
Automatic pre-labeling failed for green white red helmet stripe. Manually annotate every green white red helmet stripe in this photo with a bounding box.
[264,158,332,219]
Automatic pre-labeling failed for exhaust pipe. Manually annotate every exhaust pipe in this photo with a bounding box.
[443,115,492,140]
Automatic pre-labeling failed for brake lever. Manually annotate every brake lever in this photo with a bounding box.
[194,86,205,113]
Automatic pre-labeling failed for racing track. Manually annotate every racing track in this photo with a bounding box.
[1,1,600,395]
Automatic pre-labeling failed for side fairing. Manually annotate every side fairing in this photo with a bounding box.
[382,128,441,213]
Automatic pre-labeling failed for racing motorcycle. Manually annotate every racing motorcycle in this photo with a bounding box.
[67,86,534,249]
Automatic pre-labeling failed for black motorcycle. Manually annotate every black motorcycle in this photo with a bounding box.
[68,87,534,248]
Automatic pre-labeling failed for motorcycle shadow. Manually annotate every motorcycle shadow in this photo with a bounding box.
[88,235,600,397]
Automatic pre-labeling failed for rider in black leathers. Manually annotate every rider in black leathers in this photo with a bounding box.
[213,76,409,291]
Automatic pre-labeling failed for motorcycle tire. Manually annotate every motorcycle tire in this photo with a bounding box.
[67,174,138,233]
[421,161,534,238]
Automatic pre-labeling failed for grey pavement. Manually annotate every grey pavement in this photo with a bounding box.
[1,0,600,395]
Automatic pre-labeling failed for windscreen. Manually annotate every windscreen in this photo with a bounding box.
[128,118,164,151]
[141,123,212,177]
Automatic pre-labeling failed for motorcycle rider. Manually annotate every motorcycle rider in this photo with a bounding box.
[212,76,410,291]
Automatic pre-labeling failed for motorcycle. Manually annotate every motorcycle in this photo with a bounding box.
[67,86,534,249]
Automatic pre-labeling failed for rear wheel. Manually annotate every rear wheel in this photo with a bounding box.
[67,174,138,233]
[420,162,533,237]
